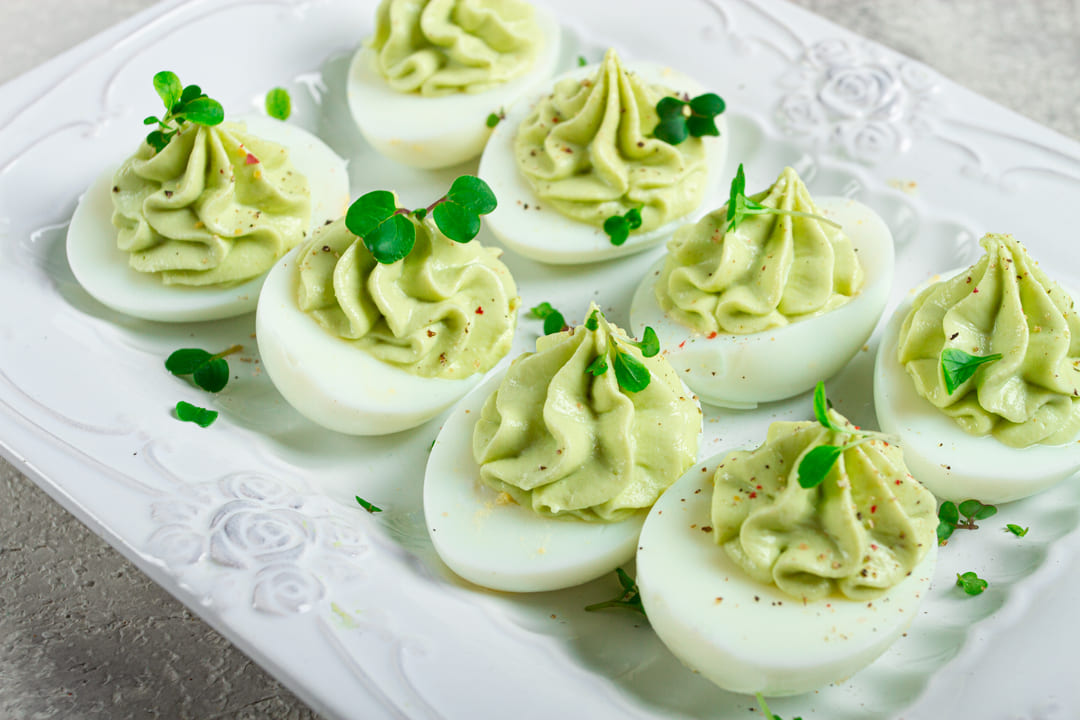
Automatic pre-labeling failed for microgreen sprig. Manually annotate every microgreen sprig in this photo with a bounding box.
[344,176,496,264]
[653,92,725,145]
[755,693,803,720]
[165,345,242,393]
[356,496,383,513]
[485,108,505,128]
[796,382,878,489]
[1005,523,1029,537]
[941,348,1003,395]
[602,206,642,246]
[530,302,567,335]
[584,568,645,616]
[724,164,843,234]
[265,87,291,121]
[936,499,997,545]
[175,401,218,428]
[955,571,988,596]
[583,308,659,393]
[143,71,224,153]
[577,55,588,67]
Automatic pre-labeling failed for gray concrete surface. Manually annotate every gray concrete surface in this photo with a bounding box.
[1,1,1078,718]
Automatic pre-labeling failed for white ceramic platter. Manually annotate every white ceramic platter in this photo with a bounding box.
[2,1,1080,718]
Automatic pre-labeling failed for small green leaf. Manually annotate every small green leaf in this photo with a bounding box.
[654,114,688,145]
[146,130,171,153]
[179,84,204,104]
[165,348,213,376]
[812,381,841,432]
[656,96,686,119]
[959,499,997,521]
[584,567,645,615]
[603,215,630,246]
[486,112,501,128]
[625,206,643,230]
[192,358,229,393]
[937,521,955,546]
[941,348,1003,395]
[1005,523,1029,537]
[143,115,160,126]
[686,115,719,137]
[955,571,988,596]
[265,87,291,121]
[613,350,650,393]
[364,213,416,264]
[577,55,588,67]
[447,175,497,215]
[797,444,843,489]
[586,354,608,376]
[938,501,960,526]
[530,302,556,319]
[346,190,398,238]
[637,327,660,358]
[175,401,218,428]
[178,96,224,126]
[356,496,383,513]
[543,312,566,335]
[153,71,182,111]
[585,310,600,331]
[433,201,481,243]
[689,92,725,118]
[726,163,747,225]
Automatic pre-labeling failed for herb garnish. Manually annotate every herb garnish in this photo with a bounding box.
[755,693,802,720]
[724,164,842,234]
[653,92,725,145]
[584,308,659,393]
[486,108,505,128]
[356,496,383,513]
[796,382,876,489]
[265,87,291,121]
[344,176,496,264]
[955,571,988,596]
[175,401,218,427]
[941,348,1003,395]
[577,55,588,67]
[602,206,643,246]
[1005,523,1029,537]
[936,499,997,545]
[530,302,567,335]
[166,345,242,393]
[584,568,645,615]
[143,71,224,153]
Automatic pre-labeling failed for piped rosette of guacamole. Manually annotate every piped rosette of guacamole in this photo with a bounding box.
[637,382,937,696]
[479,47,729,263]
[347,0,561,168]
[256,176,518,436]
[67,71,349,322]
[423,304,702,591]
[875,232,1080,503]
[631,164,894,408]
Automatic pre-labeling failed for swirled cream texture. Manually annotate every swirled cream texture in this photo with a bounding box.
[656,167,863,335]
[295,214,518,379]
[369,0,542,96]
[514,49,707,231]
[111,122,311,286]
[711,415,936,601]
[897,233,1080,448]
[473,312,701,522]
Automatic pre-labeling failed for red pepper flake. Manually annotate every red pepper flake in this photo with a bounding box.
[895,479,902,485]
[871,543,879,550]
[552,116,560,123]
[707,331,718,339]
[756,485,763,490]
[245,153,260,165]
[749,491,757,499]
[475,306,484,315]
[870,504,878,514]
[678,340,687,349]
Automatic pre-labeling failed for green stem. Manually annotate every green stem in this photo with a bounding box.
[210,344,243,362]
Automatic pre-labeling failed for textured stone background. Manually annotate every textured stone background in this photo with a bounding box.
[1,1,1078,718]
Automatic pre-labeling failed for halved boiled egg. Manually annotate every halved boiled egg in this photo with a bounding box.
[637,453,936,696]
[67,115,349,322]
[631,197,893,408]
[346,5,561,169]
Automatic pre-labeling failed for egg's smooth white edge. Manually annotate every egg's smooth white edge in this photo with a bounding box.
[66,115,349,323]
[256,244,482,436]
[346,6,562,170]
[637,453,936,697]
[479,61,729,264]
[630,196,894,408]
[875,273,1080,504]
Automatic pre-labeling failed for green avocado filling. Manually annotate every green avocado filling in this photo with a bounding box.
[656,166,863,335]
[473,307,701,522]
[296,213,518,379]
[897,233,1080,448]
[514,48,707,232]
[712,412,936,601]
[111,121,311,287]
[369,0,542,96]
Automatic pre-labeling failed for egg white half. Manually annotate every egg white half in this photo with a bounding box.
[637,453,936,697]
[67,115,350,322]
[256,245,484,436]
[875,273,1080,504]
[346,7,561,170]
[425,368,695,592]
[630,197,893,409]
[478,62,729,264]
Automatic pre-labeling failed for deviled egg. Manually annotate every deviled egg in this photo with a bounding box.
[256,201,517,436]
[875,233,1080,503]
[631,166,893,408]
[68,82,349,323]
[347,0,561,169]
[479,48,728,263]
[424,305,701,591]
[638,398,937,696]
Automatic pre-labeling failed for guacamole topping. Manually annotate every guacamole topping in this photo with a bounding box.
[369,0,542,96]
[656,166,863,335]
[897,233,1080,448]
[473,306,700,521]
[712,413,936,601]
[111,122,311,287]
[296,212,517,379]
[514,48,707,232]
